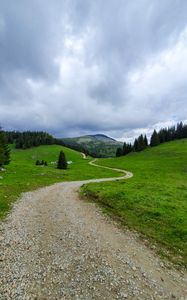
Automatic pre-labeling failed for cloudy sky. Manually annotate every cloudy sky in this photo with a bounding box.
[0,0,187,141]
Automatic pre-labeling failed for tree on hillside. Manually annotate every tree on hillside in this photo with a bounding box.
[0,129,10,167]
[150,130,160,147]
[182,124,187,138]
[116,147,123,157]
[144,135,148,147]
[57,151,67,169]
[133,134,147,152]
[175,122,183,139]
[123,142,133,155]
[137,134,146,151]
[133,138,138,152]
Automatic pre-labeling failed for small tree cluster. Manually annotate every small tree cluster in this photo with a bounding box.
[57,151,67,169]
[123,142,133,155]
[150,130,160,147]
[134,135,148,152]
[36,160,48,166]
[0,129,10,167]
[116,134,148,157]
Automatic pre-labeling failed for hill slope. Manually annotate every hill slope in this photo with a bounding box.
[62,134,122,157]
[82,139,187,265]
[0,145,120,220]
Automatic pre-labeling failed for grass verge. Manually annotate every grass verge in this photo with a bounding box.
[81,139,187,267]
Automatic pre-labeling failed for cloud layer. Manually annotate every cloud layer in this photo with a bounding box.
[0,0,187,140]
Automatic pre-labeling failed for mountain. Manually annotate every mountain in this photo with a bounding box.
[61,134,123,157]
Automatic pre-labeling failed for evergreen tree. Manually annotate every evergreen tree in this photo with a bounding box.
[123,143,128,155]
[0,131,4,166]
[144,135,148,147]
[116,147,123,157]
[133,138,138,152]
[133,134,147,152]
[35,160,40,165]
[150,130,160,147]
[137,134,146,151]
[3,143,10,165]
[123,142,133,155]
[176,122,183,139]
[57,151,67,169]
[182,124,187,138]
[0,129,10,167]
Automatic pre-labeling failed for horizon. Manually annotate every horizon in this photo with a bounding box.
[3,119,187,145]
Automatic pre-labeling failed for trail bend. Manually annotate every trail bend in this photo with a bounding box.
[0,157,186,299]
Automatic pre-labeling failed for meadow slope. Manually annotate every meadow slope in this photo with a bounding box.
[0,145,120,220]
[82,139,187,266]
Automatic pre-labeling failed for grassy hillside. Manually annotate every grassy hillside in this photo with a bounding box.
[62,134,122,157]
[0,145,120,220]
[82,139,187,266]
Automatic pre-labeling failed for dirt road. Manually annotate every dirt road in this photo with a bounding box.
[0,161,186,299]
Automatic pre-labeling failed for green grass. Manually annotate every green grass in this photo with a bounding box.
[0,145,120,220]
[81,139,187,266]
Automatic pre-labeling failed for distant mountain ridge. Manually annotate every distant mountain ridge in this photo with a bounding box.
[90,134,116,142]
[62,134,122,157]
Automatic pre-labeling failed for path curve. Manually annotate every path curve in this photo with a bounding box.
[89,158,133,181]
[0,155,186,299]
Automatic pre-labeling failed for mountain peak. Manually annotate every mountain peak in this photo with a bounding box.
[89,134,116,142]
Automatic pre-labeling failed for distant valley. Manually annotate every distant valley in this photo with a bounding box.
[62,134,123,157]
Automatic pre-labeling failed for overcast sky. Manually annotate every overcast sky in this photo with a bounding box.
[0,0,187,141]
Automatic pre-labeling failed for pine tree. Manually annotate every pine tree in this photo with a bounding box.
[116,147,123,157]
[133,138,138,152]
[134,134,146,152]
[3,143,10,165]
[150,130,160,147]
[176,122,183,139]
[182,124,187,138]
[0,129,10,167]
[123,143,128,155]
[36,160,40,165]
[123,142,133,155]
[137,134,146,151]
[144,135,148,147]
[57,151,67,169]
[0,131,4,167]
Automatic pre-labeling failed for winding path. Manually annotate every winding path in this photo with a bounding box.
[0,156,186,299]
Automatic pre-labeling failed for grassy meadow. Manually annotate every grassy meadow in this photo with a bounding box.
[81,139,187,266]
[0,145,119,220]
[1,140,187,266]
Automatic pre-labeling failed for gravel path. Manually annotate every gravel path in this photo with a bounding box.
[0,161,186,299]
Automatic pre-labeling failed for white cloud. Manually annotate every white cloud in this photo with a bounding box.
[0,0,187,139]
[127,26,187,117]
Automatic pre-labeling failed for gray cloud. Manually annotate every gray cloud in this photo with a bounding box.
[0,0,187,140]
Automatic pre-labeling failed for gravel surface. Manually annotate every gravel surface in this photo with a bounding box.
[0,164,186,299]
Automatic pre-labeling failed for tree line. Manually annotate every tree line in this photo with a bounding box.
[116,122,187,157]
[5,131,55,149]
[5,131,92,155]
